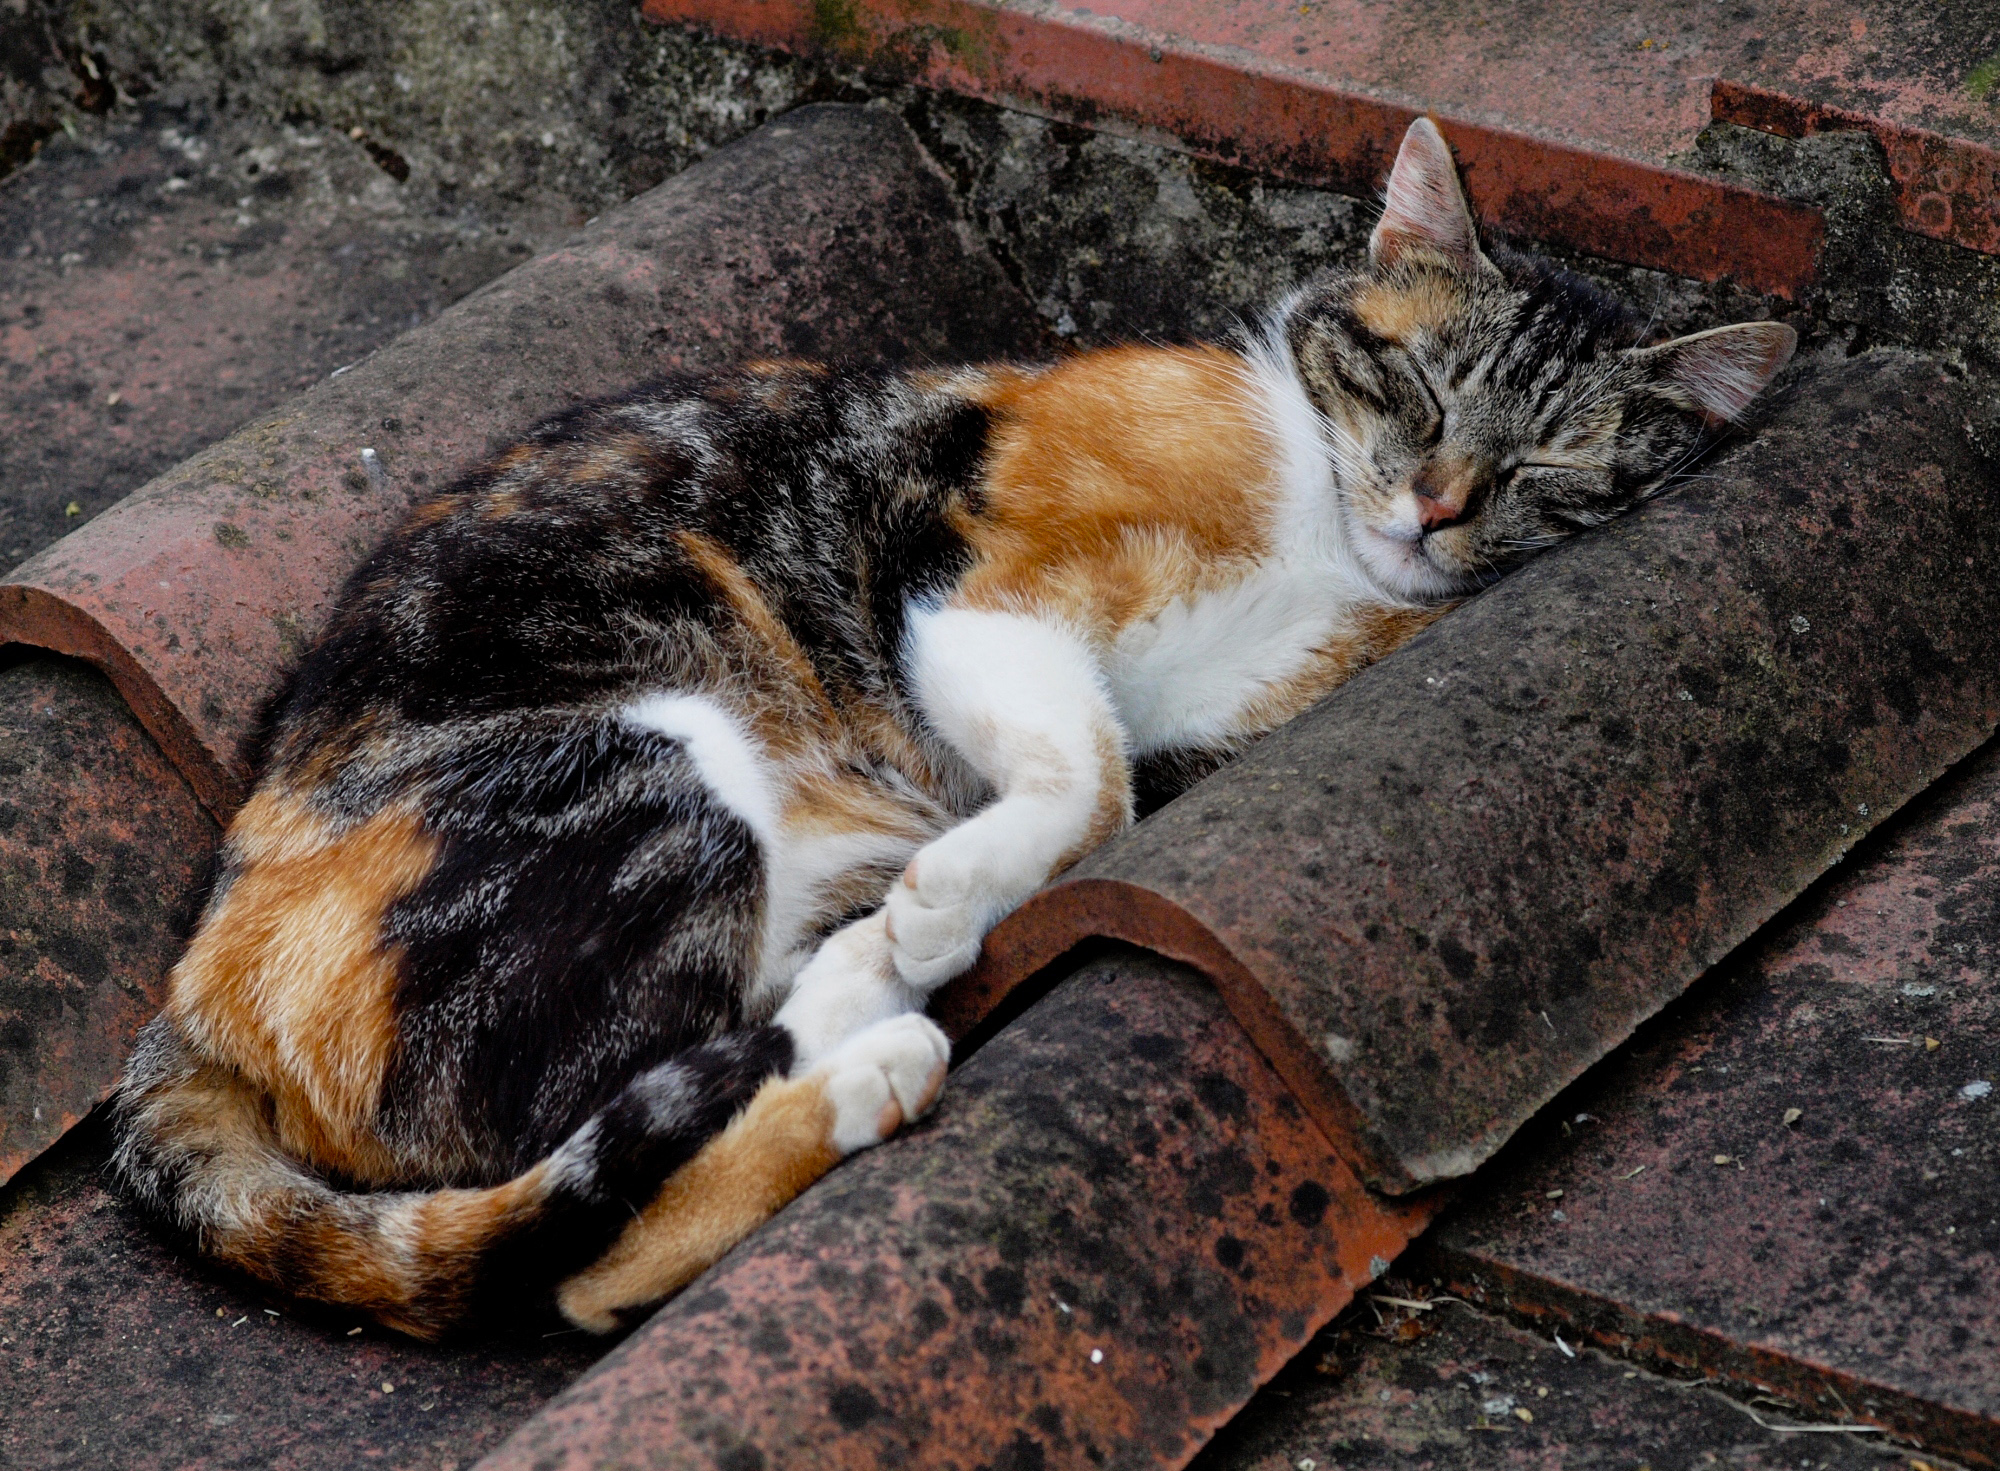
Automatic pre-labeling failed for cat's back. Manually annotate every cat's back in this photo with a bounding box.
[262,363,1002,771]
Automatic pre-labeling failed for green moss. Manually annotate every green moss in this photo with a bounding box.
[1967,52,2000,100]
[810,0,869,52]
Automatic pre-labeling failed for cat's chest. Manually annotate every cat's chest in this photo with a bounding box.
[1104,552,1367,754]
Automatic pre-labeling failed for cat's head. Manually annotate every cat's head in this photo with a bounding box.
[1283,117,1797,602]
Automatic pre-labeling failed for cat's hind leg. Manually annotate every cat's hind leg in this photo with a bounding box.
[554,1011,947,1330]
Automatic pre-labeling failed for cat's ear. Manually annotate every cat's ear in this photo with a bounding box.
[1370,118,1486,273]
[1636,322,1798,424]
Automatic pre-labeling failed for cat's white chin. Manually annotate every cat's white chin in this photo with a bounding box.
[1354,523,1472,602]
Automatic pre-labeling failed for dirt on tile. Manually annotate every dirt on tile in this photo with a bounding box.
[1193,1281,1954,1471]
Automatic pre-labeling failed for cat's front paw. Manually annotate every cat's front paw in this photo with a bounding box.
[816,1013,950,1155]
[884,835,1011,989]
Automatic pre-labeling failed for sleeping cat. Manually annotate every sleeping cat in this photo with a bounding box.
[109,118,1794,1339]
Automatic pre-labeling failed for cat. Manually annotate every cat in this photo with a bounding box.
[108,117,1794,1340]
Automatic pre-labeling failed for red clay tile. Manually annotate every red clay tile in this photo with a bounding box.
[0,658,215,1185]
[1052,0,2000,159]
[1193,1281,1916,1471]
[478,950,1439,1471]
[0,104,1048,820]
[1423,736,2000,1466]
[0,1116,601,1470]
[945,351,2000,1197]
[0,100,558,571]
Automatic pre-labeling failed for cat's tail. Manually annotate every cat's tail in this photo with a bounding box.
[106,1012,794,1340]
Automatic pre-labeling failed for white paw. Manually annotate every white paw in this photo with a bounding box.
[884,830,1016,989]
[774,913,918,1069]
[815,1013,950,1155]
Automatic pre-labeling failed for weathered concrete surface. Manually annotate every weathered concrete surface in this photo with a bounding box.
[1192,1283,1944,1471]
[0,94,573,571]
[18,1,2000,369]
[478,950,1436,1471]
[653,0,2000,264]
[942,349,2000,1198]
[2,0,823,215]
[905,92,1376,348]
[0,0,89,181]
[0,657,215,1183]
[649,0,1826,297]
[0,102,1049,819]
[0,1115,603,1470]
[1712,80,2000,259]
[1422,728,2000,1467]
[1685,121,2000,375]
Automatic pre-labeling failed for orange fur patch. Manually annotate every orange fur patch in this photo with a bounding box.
[168,793,438,1183]
[478,485,529,520]
[742,359,828,378]
[1351,273,1469,345]
[1055,721,1136,873]
[130,1025,563,1341]
[555,1072,844,1332]
[781,764,939,841]
[956,346,1277,635]
[676,530,842,755]
[402,495,460,530]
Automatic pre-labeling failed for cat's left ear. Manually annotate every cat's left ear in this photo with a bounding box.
[1370,117,1491,274]
[1634,321,1798,424]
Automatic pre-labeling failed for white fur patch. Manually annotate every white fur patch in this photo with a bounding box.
[624,690,848,1000]
[772,910,921,1065]
[813,1012,950,1156]
[889,606,1124,987]
[1108,335,1410,752]
[542,1117,602,1193]
[904,606,1116,785]
[1109,560,1343,751]
[752,822,925,1009]
[621,693,777,841]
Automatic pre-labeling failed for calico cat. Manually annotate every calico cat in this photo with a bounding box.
[109,118,1794,1339]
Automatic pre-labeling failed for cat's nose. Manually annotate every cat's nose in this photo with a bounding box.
[1411,459,1478,532]
[1415,490,1467,531]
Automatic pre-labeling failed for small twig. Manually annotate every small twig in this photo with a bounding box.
[1365,1294,1466,1313]
[1713,1397,1883,1435]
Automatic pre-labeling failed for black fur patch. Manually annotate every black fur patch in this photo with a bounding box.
[250,366,995,1180]
[469,1025,795,1319]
